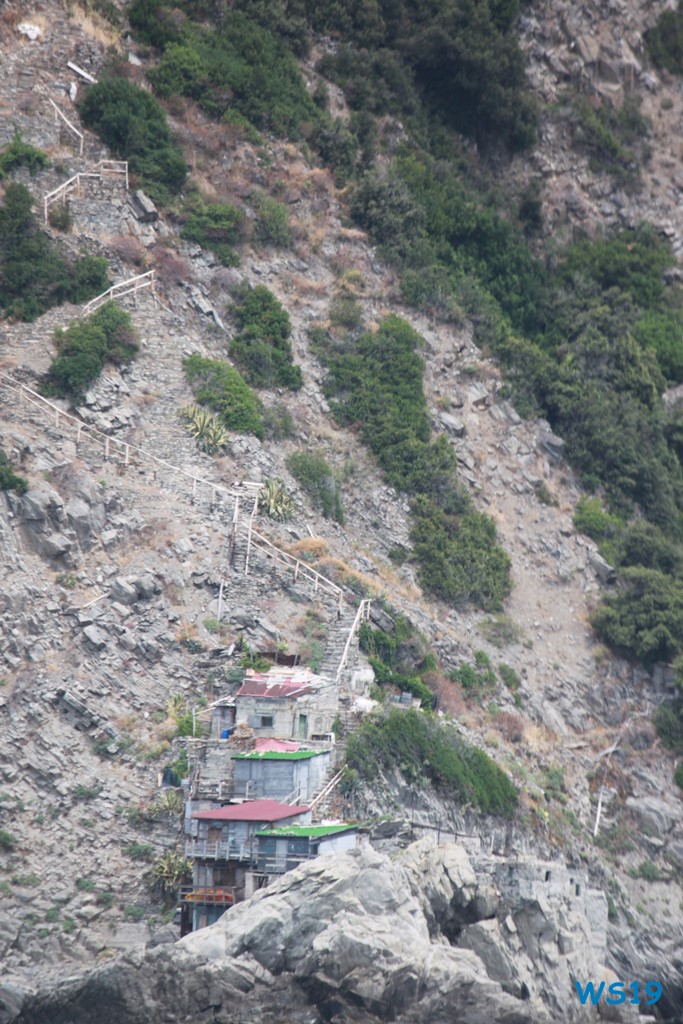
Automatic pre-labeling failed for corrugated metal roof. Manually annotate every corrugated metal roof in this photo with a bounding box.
[254,739,301,752]
[236,679,316,699]
[254,824,356,838]
[232,750,328,761]
[192,800,311,822]
[236,667,324,700]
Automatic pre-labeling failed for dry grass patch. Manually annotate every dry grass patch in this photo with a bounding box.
[70,6,118,46]
[288,537,330,560]
[523,723,558,754]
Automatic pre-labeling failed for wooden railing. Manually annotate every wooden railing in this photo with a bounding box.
[81,269,155,316]
[48,98,83,156]
[244,527,344,610]
[336,598,372,685]
[310,767,345,811]
[0,371,261,512]
[43,159,128,223]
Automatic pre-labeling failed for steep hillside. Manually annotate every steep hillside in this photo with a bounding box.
[0,1,682,1022]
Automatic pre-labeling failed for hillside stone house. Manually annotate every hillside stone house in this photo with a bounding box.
[181,800,311,933]
[247,823,358,895]
[234,668,337,741]
[232,748,332,803]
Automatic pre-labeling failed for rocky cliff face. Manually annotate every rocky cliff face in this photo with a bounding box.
[0,1,682,1022]
[5,838,625,1024]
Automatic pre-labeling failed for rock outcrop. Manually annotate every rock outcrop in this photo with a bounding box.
[10,839,620,1024]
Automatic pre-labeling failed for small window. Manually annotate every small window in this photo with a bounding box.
[575,884,581,896]
[260,715,273,728]
[545,870,552,882]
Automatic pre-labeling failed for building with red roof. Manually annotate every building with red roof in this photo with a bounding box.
[181,799,311,934]
[235,667,336,742]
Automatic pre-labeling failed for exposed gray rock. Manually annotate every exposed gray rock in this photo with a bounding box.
[12,839,618,1024]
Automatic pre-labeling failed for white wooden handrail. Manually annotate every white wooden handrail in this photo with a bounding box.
[0,371,261,510]
[336,598,372,685]
[310,768,345,810]
[49,98,83,156]
[244,526,344,608]
[43,160,129,223]
[81,270,155,316]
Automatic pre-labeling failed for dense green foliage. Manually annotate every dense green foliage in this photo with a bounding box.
[79,78,187,204]
[346,708,517,815]
[322,315,511,609]
[570,97,649,192]
[45,303,137,401]
[229,286,302,390]
[183,354,264,438]
[310,0,534,150]
[591,568,683,666]
[646,3,683,74]
[359,618,436,708]
[145,7,319,136]
[286,450,344,523]
[0,184,108,321]
[180,194,243,266]
[654,699,683,753]
[0,449,28,495]
[0,130,48,178]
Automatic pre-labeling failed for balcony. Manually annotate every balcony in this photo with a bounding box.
[184,839,254,862]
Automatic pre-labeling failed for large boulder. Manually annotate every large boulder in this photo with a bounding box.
[13,840,613,1024]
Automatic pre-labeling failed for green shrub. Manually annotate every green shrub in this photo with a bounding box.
[48,203,72,232]
[675,762,683,789]
[180,194,243,266]
[229,286,302,390]
[654,701,683,752]
[79,77,187,205]
[571,97,649,191]
[0,449,28,495]
[0,129,48,177]
[573,497,622,542]
[124,842,154,862]
[323,314,510,610]
[498,662,521,695]
[646,3,683,74]
[123,905,146,921]
[253,195,292,248]
[147,9,318,136]
[0,829,16,850]
[0,183,108,321]
[286,450,344,523]
[76,877,95,892]
[183,354,264,438]
[628,861,663,882]
[329,294,362,329]
[450,655,496,700]
[346,708,517,816]
[359,617,437,709]
[73,784,102,800]
[262,402,296,439]
[592,568,683,665]
[96,890,114,908]
[633,311,683,384]
[44,302,136,402]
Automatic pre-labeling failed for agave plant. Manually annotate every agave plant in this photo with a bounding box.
[179,404,229,455]
[152,851,192,900]
[258,478,296,522]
